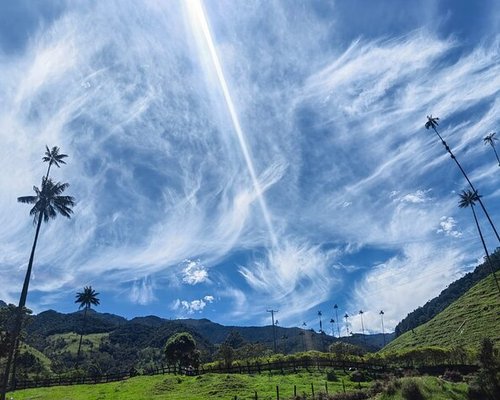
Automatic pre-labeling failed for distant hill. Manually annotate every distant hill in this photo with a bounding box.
[383,271,500,352]
[394,248,500,337]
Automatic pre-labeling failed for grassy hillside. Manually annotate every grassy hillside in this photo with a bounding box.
[8,370,369,400]
[384,271,500,352]
[7,372,470,400]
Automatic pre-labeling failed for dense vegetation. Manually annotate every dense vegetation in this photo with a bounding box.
[395,248,500,337]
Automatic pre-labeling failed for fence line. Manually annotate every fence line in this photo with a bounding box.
[7,358,478,392]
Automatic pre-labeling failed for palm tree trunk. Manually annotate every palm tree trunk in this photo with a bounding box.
[381,315,386,347]
[432,127,500,244]
[76,306,88,365]
[491,144,500,167]
[1,211,44,400]
[471,206,500,295]
[335,309,340,338]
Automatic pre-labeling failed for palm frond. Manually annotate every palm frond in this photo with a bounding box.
[17,196,38,204]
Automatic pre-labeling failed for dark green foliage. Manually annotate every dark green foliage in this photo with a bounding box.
[468,338,500,400]
[395,248,500,337]
[401,378,425,400]
[164,332,200,371]
[326,369,338,381]
[442,370,463,382]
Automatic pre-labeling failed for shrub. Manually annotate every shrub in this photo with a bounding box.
[350,370,365,382]
[329,391,370,400]
[326,369,338,381]
[401,378,425,400]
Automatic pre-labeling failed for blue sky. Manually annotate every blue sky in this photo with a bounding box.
[0,0,499,336]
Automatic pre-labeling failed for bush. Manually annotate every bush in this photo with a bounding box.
[326,369,338,381]
[329,391,370,400]
[350,370,366,382]
[442,369,463,382]
[401,378,425,400]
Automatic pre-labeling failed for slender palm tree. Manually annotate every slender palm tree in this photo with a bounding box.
[344,313,349,336]
[281,334,288,354]
[1,178,75,399]
[317,311,323,333]
[42,145,68,180]
[425,115,500,243]
[330,319,335,337]
[380,310,386,347]
[458,190,500,294]
[333,304,341,338]
[75,286,100,362]
[483,132,500,167]
[299,330,306,351]
[359,310,366,344]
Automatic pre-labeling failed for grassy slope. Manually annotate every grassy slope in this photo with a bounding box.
[384,272,500,352]
[47,332,108,354]
[9,371,369,400]
[376,376,468,400]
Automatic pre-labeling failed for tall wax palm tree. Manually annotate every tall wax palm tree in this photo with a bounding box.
[344,313,349,336]
[75,286,100,361]
[333,304,341,338]
[330,319,335,337]
[1,178,75,400]
[42,145,68,180]
[299,330,306,351]
[317,311,323,333]
[425,115,500,243]
[379,310,386,347]
[359,310,366,344]
[483,132,500,167]
[458,190,500,294]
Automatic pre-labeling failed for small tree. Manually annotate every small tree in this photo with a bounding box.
[164,332,199,373]
[216,342,234,369]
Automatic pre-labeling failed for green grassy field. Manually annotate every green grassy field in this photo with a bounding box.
[8,370,368,400]
[383,272,500,352]
[7,372,471,400]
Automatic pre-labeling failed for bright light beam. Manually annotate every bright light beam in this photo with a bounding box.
[187,0,278,247]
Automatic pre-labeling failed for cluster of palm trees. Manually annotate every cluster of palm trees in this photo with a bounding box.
[307,306,387,344]
[1,147,75,400]
[425,116,500,295]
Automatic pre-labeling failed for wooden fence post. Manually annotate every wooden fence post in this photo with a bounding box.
[276,385,280,400]
[325,381,328,394]
[254,390,258,400]
[294,384,297,397]
[311,382,315,399]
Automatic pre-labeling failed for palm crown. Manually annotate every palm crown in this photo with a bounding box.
[42,145,68,168]
[75,286,100,310]
[17,178,75,224]
[483,132,497,146]
[425,115,439,130]
[458,189,481,209]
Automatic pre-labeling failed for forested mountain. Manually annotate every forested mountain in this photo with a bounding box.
[394,248,500,337]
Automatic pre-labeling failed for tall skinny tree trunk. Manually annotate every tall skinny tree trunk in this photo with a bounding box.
[491,144,500,167]
[1,212,44,400]
[470,206,500,295]
[76,306,88,365]
[432,127,500,244]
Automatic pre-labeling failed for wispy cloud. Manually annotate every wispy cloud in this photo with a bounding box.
[0,1,498,327]
[172,295,214,315]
